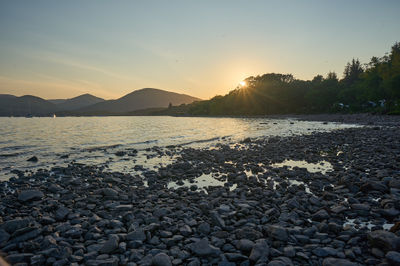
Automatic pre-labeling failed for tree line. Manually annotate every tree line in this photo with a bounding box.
[184,42,400,115]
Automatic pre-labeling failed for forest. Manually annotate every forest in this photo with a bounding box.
[184,42,400,116]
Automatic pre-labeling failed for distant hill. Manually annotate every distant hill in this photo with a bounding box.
[50,94,105,111]
[0,95,57,116]
[76,88,201,114]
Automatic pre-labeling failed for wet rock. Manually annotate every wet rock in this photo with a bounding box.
[27,156,38,162]
[267,256,294,266]
[86,257,118,266]
[190,238,220,257]
[18,189,44,202]
[152,252,172,266]
[368,230,400,252]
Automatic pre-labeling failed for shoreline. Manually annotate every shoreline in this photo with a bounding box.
[1,117,400,265]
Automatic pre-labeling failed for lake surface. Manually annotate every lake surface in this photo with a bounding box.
[0,116,359,180]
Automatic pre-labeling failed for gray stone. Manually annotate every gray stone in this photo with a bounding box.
[268,225,288,241]
[1,218,30,233]
[18,190,44,202]
[152,252,172,266]
[210,211,225,228]
[179,225,192,236]
[312,209,330,221]
[127,229,146,242]
[190,238,220,257]
[237,239,255,252]
[249,239,269,262]
[5,253,33,264]
[386,251,400,266]
[100,235,119,254]
[322,258,357,266]
[55,206,70,221]
[368,230,400,252]
[197,222,210,235]
[102,188,118,197]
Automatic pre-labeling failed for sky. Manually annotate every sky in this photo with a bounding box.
[0,0,399,100]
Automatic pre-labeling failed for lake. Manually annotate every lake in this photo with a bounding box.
[0,116,358,180]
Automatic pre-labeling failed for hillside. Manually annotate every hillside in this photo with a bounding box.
[76,88,201,114]
[0,95,57,116]
[52,94,105,111]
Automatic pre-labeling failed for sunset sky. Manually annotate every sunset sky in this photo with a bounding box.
[0,0,399,100]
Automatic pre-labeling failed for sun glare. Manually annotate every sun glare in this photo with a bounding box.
[239,81,246,87]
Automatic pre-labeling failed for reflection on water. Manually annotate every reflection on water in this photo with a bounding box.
[271,159,333,174]
[0,116,358,180]
[167,173,237,194]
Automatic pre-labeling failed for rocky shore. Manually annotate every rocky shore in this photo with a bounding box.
[1,117,400,265]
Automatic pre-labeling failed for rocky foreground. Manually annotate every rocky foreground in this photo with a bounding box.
[1,117,400,266]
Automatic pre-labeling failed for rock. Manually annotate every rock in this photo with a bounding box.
[5,253,34,264]
[210,211,225,228]
[237,239,255,253]
[152,252,172,266]
[18,190,44,202]
[236,228,263,241]
[86,257,118,266]
[267,257,294,266]
[27,156,38,162]
[312,209,330,221]
[322,258,357,266]
[115,151,126,156]
[283,246,295,257]
[100,235,119,254]
[386,251,400,266]
[249,239,269,262]
[55,206,70,221]
[197,222,210,235]
[368,230,400,252]
[268,225,288,241]
[190,238,220,257]
[179,225,192,236]
[0,229,10,246]
[127,229,146,242]
[224,253,248,262]
[102,188,118,198]
[1,218,30,233]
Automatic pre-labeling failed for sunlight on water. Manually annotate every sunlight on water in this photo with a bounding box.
[167,173,236,194]
[0,116,359,180]
[271,159,333,174]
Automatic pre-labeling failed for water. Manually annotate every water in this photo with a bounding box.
[0,116,359,180]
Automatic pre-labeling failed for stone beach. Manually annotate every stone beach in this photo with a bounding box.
[1,115,400,266]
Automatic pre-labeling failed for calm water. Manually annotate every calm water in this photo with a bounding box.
[0,116,359,180]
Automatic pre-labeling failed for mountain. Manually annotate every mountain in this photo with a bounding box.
[50,94,105,111]
[76,88,201,114]
[0,94,57,116]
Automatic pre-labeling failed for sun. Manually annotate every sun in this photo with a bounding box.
[239,81,246,87]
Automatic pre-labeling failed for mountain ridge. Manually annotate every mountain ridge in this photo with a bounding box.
[0,88,201,116]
